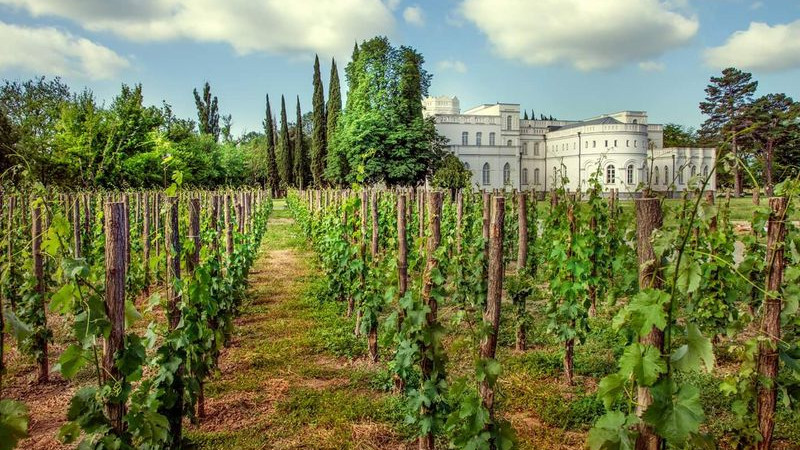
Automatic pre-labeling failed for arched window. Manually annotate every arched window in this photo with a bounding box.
[507,140,513,147]
[482,163,490,185]
[489,132,496,146]
[606,165,616,184]
[476,132,482,146]
[534,143,540,156]
[655,166,660,185]
[553,166,557,184]
[678,167,684,184]
[464,162,470,170]
[522,168,529,185]
[522,142,528,154]
[462,131,468,146]
[507,115,512,130]
[691,165,697,177]
[534,168,540,185]
[503,163,511,184]
[627,164,634,184]
[703,165,708,177]
[664,166,669,185]
[632,119,638,124]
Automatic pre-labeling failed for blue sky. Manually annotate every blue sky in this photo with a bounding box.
[1,0,799,136]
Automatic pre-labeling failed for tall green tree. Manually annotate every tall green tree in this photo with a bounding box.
[293,96,309,189]
[278,95,292,187]
[699,67,758,196]
[663,123,698,148]
[193,81,220,142]
[325,58,344,185]
[263,94,280,194]
[0,76,71,185]
[0,108,18,180]
[329,37,441,185]
[311,55,327,187]
[745,93,799,195]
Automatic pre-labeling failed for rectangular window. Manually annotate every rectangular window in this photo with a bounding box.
[489,132,495,146]
[605,140,608,147]
[626,140,629,147]
[614,140,617,147]
[476,132,482,146]
[534,143,540,155]
[462,132,468,146]
[593,141,596,148]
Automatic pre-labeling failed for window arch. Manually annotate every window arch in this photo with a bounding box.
[503,163,511,184]
[690,165,697,178]
[678,167,684,184]
[476,132,482,146]
[522,168,529,185]
[534,142,540,156]
[507,140,513,147]
[664,166,669,185]
[461,131,468,146]
[627,164,634,184]
[655,166,660,185]
[482,163,490,185]
[464,162,470,171]
[534,168,540,185]
[489,132,496,146]
[606,165,616,184]
[507,115,512,130]
[703,165,708,177]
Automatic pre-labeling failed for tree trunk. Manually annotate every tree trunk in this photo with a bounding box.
[756,196,788,450]
[104,201,127,434]
[634,198,664,450]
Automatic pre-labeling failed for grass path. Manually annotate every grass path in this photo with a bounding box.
[185,200,411,449]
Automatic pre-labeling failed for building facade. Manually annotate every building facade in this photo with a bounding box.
[423,96,716,195]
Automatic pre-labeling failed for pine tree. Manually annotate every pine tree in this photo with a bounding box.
[293,96,308,189]
[263,94,280,194]
[278,95,292,187]
[325,58,343,185]
[700,67,758,196]
[311,55,326,187]
[193,82,220,142]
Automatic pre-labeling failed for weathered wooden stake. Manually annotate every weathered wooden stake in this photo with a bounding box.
[166,196,183,448]
[104,202,127,433]
[456,190,463,254]
[225,194,234,257]
[634,197,664,450]
[756,196,788,450]
[419,191,443,450]
[480,196,505,443]
[515,192,528,350]
[72,196,81,258]
[32,205,48,383]
[355,190,368,337]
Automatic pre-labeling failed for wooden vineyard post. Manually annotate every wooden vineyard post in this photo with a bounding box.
[564,203,576,386]
[225,194,234,258]
[165,196,183,448]
[355,190,368,337]
[634,197,664,450]
[188,198,201,274]
[515,192,528,350]
[480,196,505,440]
[104,202,127,433]
[123,194,131,269]
[753,187,760,206]
[143,193,151,292]
[368,190,379,362]
[32,205,48,383]
[482,192,491,257]
[419,191,443,450]
[756,196,788,450]
[397,193,408,328]
[456,190,463,254]
[72,196,81,258]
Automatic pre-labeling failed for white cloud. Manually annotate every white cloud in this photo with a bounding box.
[705,20,800,72]
[460,0,698,71]
[437,59,468,73]
[0,0,396,58]
[386,0,402,10]
[638,61,665,72]
[750,1,763,10]
[403,5,424,26]
[0,21,129,79]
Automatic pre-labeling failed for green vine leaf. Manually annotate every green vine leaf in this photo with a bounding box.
[0,399,29,450]
[619,343,666,387]
[642,380,705,445]
[586,411,638,450]
[671,323,714,373]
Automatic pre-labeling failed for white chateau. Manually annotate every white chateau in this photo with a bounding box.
[423,96,715,196]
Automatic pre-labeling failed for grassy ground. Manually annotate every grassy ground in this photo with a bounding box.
[184,201,413,449]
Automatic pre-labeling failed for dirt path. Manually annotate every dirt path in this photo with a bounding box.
[185,200,411,449]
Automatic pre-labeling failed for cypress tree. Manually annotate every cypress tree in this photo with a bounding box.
[325,58,343,184]
[193,82,220,142]
[263,94,280,195]
[278,95,292,187]
[523,110,529,120]
[294,96,308,189]
[311,55,326,187]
